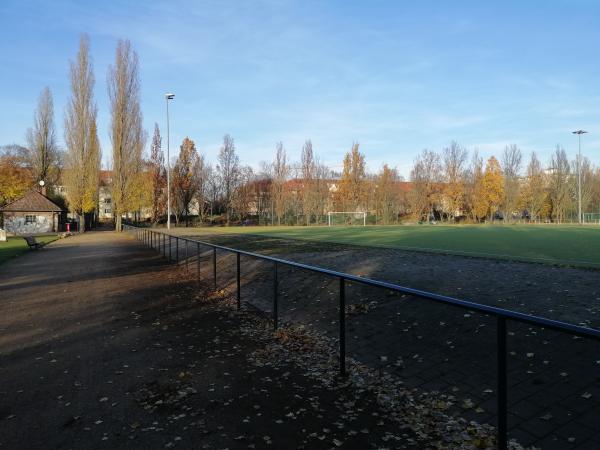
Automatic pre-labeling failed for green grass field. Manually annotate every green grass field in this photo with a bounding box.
[189,224,600,267]
[0,235,59,265]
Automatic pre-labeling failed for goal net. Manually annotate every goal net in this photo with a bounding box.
[583,213,600,224]
[327,211,367,226]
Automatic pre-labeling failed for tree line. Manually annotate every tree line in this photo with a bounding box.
[408,142,600,223]
[138,137,600,226]
[2,35,600,227]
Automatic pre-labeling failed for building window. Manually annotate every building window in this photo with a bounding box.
[105,198,111,204]
[25,215,37,224]
[104,209,111,214]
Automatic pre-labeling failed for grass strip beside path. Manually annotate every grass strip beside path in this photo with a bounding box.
[0,235,59,265]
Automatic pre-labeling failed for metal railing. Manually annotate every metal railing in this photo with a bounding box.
[124,225,600,450]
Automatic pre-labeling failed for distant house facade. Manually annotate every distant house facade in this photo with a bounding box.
[0,190,65,234]
[98,171,113,220]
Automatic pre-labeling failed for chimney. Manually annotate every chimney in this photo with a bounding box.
[41,186,47,196]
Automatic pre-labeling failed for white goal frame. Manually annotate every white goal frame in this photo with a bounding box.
[583,212,600,224]
[327,211,367,226]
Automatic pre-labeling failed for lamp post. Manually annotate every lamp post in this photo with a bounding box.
[572,130,587,224]
[165,93,175,229]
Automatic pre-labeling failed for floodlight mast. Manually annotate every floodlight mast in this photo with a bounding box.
[572,130,587,224]
[165,93,175,229]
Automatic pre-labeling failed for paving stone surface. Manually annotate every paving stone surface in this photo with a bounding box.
[162,230,600,449]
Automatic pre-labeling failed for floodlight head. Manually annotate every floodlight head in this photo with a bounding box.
[165,93,175,100]
[572,130,588,135]
[39,180,45,186]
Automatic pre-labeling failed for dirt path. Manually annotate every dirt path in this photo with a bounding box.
[0,231,464,449]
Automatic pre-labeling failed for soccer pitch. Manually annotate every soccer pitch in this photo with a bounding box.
[193,224,600,267]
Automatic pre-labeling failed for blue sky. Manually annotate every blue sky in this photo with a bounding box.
[1,0,599,176]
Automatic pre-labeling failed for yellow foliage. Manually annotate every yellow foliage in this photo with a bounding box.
[482,156,504,219]
[0,155,33,205]
[338,143,366,210]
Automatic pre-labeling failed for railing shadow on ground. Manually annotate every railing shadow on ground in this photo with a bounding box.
[124,225,600,450]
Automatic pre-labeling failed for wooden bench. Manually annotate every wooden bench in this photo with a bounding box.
[23,236,44,250]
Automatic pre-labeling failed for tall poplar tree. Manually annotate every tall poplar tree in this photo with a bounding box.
[64,35,101,232]
[149,123,166,224]
[108,39,145,231]
[26,87,60,186]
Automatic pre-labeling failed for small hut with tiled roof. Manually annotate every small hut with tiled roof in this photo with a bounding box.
[0,190,64,234]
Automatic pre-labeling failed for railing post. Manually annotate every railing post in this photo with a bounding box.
[176,237,179,263]
[273,262,278,330]
[236,252,241,310]
[169,236,172,262]
[185,240,189,271]
[196,242,201,284]
[213,247,217,290]
[497,316,508,450]
[339,277,346,377]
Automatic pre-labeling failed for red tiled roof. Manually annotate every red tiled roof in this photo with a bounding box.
[99,170,112,186]
[0,190,64,212]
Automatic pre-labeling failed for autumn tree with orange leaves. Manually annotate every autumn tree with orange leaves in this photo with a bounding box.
[171,137,202,224]
[482,156,504,221]
[338,143,366,211]
[0,146,33,207]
